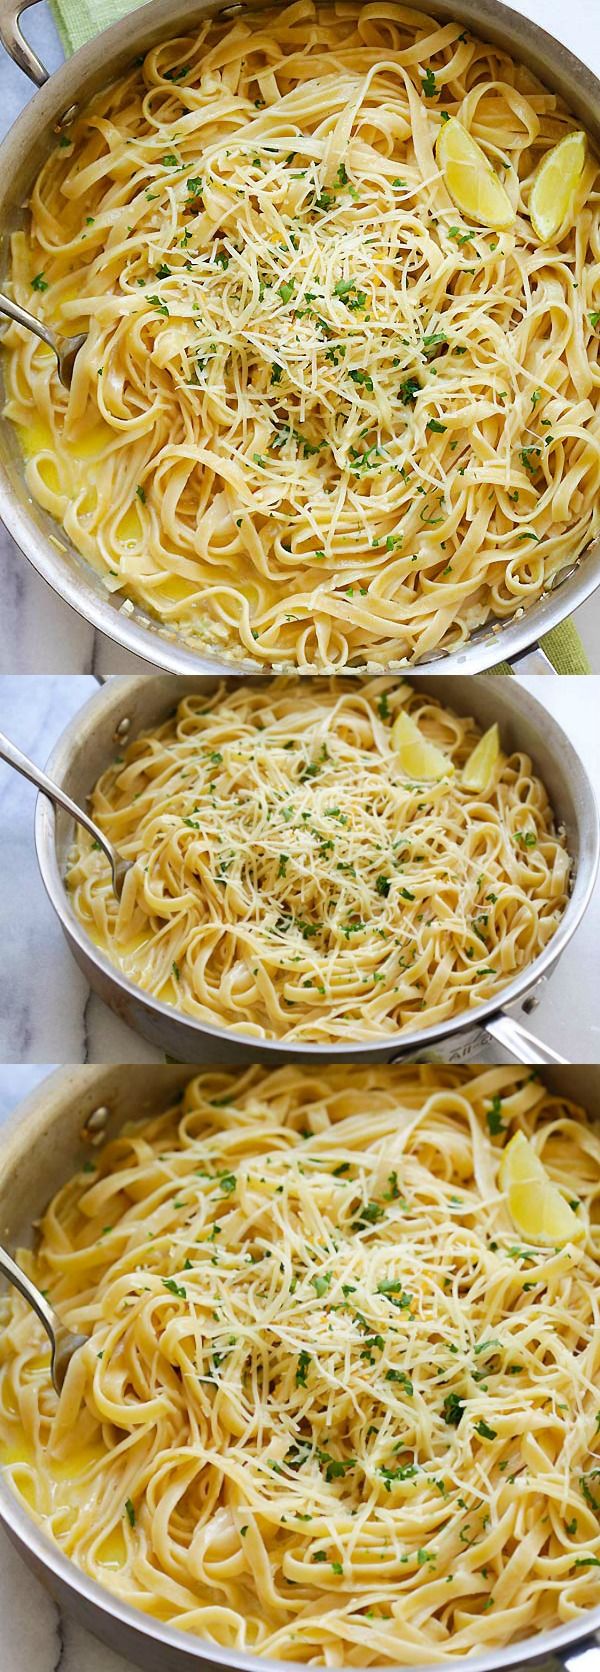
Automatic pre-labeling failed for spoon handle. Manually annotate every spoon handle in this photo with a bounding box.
[0,289,57,356]
[0,729,112,865]
[0,1243,60,1351]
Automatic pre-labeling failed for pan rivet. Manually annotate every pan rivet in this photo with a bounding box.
[58,103,79,128]
[85,1104,110,1132]
[114,716,131,741]
[522,994,539,1014]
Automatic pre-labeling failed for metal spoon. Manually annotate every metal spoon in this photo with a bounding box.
[0,731,133,899]
[0,1245,88,1393]
[0,291,86,389]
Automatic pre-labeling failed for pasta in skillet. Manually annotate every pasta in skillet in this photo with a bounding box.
[3,2,600,667]
[1,1063,599,1662]
[65,677,570,1041]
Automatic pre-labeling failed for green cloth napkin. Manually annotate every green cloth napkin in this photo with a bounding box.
[50,0,146,52]
[49,0,592,674]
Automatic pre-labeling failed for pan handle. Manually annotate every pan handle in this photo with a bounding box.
[0,0,48,86]
[483,1012,566,1065]
[508,643,555,674]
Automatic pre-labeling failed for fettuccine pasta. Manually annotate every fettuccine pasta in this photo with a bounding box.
[66,677,570,1041]
[1,1063,599,1662]
[3,2,600,666]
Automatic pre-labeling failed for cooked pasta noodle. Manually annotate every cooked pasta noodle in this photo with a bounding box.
[1,1063,599,1663]
[3,2,600,667]
[66,677,570,1041]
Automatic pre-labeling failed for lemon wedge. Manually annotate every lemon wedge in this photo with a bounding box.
[499,1131,584,1246]
[436,117,516,230]
[462,723,500,793]
[529,131,586,243]
[392,711,453,780]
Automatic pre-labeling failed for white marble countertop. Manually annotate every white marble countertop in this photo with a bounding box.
[1,0,600,673]
[0,1534,134,1672]
[0,671,599,1064]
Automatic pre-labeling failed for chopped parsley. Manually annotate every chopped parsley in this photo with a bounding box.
[317,1449,356,1482]
[423,330,447,358]
[349,367,374,393]
[580,1470,600,1511]
[399,376,420,405]
[443,1392,466,1426]
[377,1281,411,1304]
[385,1369,414,1394]
[352,1201,385,1229]
[486,1095,505,1136]
[379,1463,419,1491]
[296,1351,311,1387]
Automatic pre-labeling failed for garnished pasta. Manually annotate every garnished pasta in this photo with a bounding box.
[3,2,600,667]
[66,677,570,1041]
[1,1063,599,1663]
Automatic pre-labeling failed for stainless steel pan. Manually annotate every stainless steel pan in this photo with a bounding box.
[0,1061,599,1672]
[0,0,599,675]
[15,673,599,1065]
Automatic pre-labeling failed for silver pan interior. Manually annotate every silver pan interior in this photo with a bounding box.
[0,1061,599,1672]
[33,674,600,1063]
[1,0,600,672]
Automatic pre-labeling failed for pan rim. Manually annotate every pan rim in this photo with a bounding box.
[1,1061,600,1672]
[31,672,600,1060]
[1,0,600,672]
